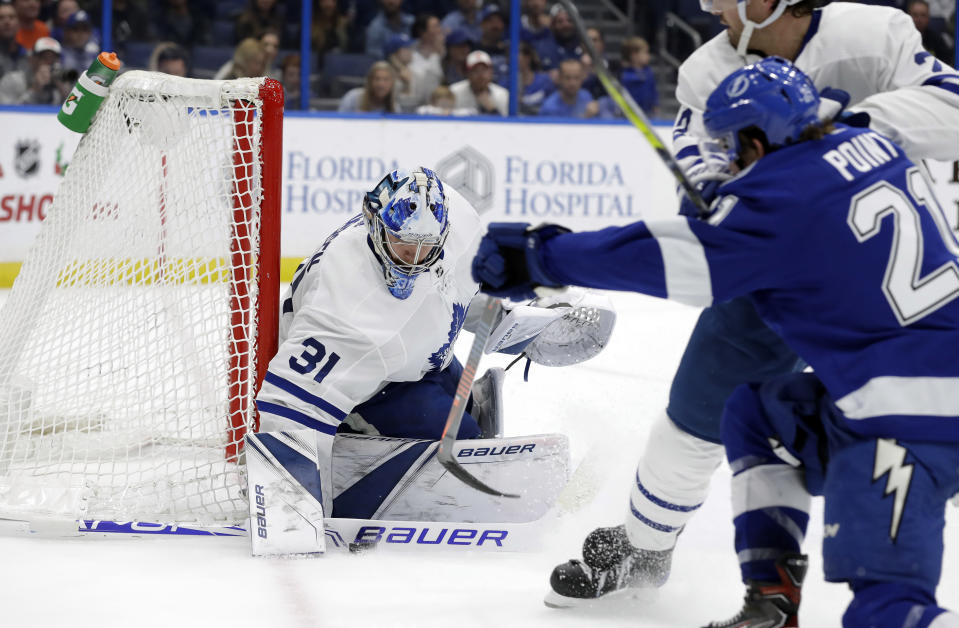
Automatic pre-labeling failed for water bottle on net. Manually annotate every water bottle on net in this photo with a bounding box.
[58,52,122,133]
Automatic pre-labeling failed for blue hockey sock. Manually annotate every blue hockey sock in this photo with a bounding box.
[845,581,946,628]
[735,506,809,582]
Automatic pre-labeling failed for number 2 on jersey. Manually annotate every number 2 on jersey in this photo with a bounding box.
[289,338,341,383]
[847,167,959,326]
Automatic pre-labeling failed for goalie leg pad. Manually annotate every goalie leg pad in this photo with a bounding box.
[246,430,327,557]
[332,432,569,522]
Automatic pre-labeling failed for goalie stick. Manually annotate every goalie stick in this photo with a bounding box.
[555,0,710,218]
[436,295,520,498]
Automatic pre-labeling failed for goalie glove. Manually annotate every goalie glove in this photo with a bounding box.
[486,287,616,368]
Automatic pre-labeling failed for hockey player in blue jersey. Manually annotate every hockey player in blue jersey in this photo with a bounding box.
[471,58,959,627]
[524,0,959,612]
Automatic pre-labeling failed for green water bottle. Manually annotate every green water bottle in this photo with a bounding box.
[58,52,122,134]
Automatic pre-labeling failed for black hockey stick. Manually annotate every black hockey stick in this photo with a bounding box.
[436,295,520,498]
[556,0,709,218]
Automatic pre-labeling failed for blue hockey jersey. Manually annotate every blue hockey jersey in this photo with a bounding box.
[540,125,959,443]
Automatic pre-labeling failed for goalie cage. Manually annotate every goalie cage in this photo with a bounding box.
[0,72,283,534]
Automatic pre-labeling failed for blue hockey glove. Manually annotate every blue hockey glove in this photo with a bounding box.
[472,222,569,300]
[679,178,723,218]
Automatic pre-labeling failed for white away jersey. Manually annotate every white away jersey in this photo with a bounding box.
[674,3,959,166]
[256,187,483,436]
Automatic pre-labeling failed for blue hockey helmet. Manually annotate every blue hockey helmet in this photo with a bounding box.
[703,57,820,164]
[362,167,450,300]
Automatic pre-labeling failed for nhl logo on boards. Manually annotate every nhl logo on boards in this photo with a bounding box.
[14,139,41,178]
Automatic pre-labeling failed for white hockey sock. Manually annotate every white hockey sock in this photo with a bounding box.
[625,411,724,551]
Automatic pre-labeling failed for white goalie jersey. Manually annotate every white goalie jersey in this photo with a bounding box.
[256,186,483,437]
[673,3,959,172]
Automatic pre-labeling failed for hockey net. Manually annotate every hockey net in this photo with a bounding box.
[0,72,282,530]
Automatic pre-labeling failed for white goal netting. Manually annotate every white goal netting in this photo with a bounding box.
[0,72,281,529]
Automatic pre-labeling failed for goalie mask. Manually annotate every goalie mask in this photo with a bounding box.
[362,167,450,300]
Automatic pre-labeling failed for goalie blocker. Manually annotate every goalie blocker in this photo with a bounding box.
[246,430,570,556]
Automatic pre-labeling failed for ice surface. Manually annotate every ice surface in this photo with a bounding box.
[1,289,956,628]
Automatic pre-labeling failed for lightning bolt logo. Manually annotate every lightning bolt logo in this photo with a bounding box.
[872,439,913,542]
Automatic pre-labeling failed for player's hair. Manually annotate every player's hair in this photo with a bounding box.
[738,120,835,154]
[782,0,819,18]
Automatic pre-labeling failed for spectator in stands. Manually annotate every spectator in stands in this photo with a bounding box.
[535,4,583,77]
[260,26,281,79]
[450,49,508,115]
[907,0,954,62]
[280,52,301,109]
[148,41,189,77]
[215,37,268,80]
[518,40,553,115]
[0,34,59,104]
[441,0,481,45]
[476,3,508,85]
[0,1,28,79]
[53,63,76,99]
[581,27,618,99]
[443,27,472,84]
[618,35,658,116]
[409,13,444,105]
[14,0,49,50]
[520,0,550,45]
[339,60,398,112]
[46,0,75,41]
[383,32,424,112]
[59,10,97,71]
[106,0,151,52]
[235,0,286,45]
[155,0,211,47]
[416,84,474,115]
[538,57,596,118]
[311,0,350,59]
[365,0,413,58]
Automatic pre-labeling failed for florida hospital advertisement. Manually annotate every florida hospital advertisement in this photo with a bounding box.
[1,110,958,284]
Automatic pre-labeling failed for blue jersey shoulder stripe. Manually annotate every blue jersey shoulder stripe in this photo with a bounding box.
[256,400,339,434]
[262,371,348,420]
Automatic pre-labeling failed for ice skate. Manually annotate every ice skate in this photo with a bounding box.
[702,553,808,628]
[544,524,672,608]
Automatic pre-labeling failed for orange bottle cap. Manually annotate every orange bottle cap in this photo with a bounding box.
[98,52,122,71]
